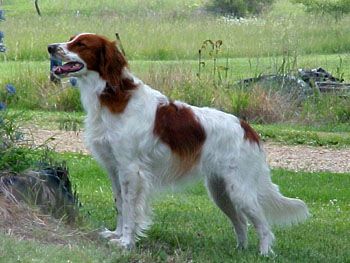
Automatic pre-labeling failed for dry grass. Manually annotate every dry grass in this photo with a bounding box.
[0,167,100,246]
[0,166,80,222]
[231,85,299,123]
[0,194,94,245]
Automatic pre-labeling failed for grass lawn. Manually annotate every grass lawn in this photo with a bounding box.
[1,153,349,262]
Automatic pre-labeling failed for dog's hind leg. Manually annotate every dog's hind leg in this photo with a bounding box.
[242,203,275,256]
[224,173,275,255]
[206,175,248,249]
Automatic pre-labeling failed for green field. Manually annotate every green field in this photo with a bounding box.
[2,0,350,61]
[1,154,349,263]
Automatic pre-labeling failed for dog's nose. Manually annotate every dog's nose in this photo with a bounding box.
[48,44,58,54]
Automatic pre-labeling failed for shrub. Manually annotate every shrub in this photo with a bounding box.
[293,0,350,19]
[207,0,275,17]
[301,94,350,125]
[0,84,37,171]
[231,85,298,123]
[0,84,57,172]
[0,84,80,222]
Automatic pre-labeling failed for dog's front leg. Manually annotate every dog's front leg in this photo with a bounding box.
[101,172,124,239]
[110,164,142,250]
[91,142,124,240]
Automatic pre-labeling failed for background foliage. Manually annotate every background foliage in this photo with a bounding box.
[293,0,350,18]
[207,0,275,16]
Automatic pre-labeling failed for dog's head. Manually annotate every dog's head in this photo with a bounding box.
[48,33,127,86]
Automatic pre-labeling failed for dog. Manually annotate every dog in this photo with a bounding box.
[48,34,309,255]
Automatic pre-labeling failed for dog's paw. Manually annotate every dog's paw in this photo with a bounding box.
[259,248,276,258]
[236,242,248,250]
[109,237,135,250]
[259,231,275,257]
[100,228,122,240]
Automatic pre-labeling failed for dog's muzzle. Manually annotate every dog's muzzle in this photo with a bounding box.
[48,44,59,55]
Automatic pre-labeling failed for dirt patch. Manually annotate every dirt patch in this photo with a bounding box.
[28,128,350,174]
[265,143,350,173]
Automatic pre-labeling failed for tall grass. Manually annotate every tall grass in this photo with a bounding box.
[0,0,349,127]
[1,55,349,125]
[2,0,350,61]
[4,0,204,16]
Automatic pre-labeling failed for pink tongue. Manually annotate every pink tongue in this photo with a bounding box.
[54,66,64,74]
[54,62,82,74]
[62,64,73,71]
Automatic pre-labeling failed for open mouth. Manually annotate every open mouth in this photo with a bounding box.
[53,61,84,76]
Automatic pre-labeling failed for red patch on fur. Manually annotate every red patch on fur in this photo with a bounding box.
[67,34,137,113]
[154,102,206,172]
[99,78,136,113]
[240,120,260,144]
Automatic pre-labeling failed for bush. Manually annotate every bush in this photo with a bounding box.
[231,85,298,123]
[0,84,80,223]
[301,94,350,125]
[0,84,55,172]
[293,0,350,18]
[207,0,275,17]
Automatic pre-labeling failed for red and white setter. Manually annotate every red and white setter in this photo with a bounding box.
[48,34,309,255]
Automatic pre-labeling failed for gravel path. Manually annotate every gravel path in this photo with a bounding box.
[29,129,350,174]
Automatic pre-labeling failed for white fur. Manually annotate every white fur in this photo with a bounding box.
[52,36,310,255]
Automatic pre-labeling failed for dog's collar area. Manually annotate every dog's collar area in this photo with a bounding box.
[104,82,118,91]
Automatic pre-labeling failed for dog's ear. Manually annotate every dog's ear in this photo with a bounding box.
[100,40,127,89]
[99,40,136,113]
[68,35,77,41]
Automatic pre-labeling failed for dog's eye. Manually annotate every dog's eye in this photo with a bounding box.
[76,42,86,48]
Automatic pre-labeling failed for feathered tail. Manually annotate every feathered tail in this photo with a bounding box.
[258,182,310,226]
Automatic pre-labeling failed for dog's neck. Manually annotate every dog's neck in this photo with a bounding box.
[76,70,106,115]
[77,68,141,116]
